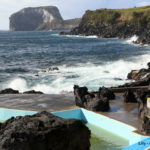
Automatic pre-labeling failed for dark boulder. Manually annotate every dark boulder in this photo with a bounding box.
[123,89,137,103]
[48,67,59,71]
[74,85,110,112]
[0,111,91,150]
[127,62,150,81]
[140,115,150,135]
[119,75,150,87]
[136,89,150,135]
[99,87,115,100]
[127,70,140,80]
[0,88,19,94]
[73,85,93,107]
[87,97,110,111]
[23,90,43,94]
[135,89,150,118]
[148,62,150,70]
[41,67,59,73]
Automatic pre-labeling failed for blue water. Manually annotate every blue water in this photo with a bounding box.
[0,31,150,93]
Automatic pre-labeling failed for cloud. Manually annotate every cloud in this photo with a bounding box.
[136,1,150,7]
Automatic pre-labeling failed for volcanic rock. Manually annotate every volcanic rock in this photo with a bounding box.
[61,6,150,45]
[136,89,150,118]
[123,89,137,103]
[74,85,110,112]
[0,111,91,150]
[98,87,115,100]
[0,88,19,94]
[127,62,150,81]
[23,90,43,94]
[9,6,81,31]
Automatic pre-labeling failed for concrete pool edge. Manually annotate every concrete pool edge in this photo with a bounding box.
[0,107,149,149]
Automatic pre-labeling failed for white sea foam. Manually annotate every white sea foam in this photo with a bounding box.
[6,78,29,93]
[3,53,150,94]
[4,77,72,94]
[125,35,138,44]
[52,34,98,39]
[65,35,98,38]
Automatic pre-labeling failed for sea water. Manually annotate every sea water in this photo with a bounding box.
[0,31,150,94]
[86,123,129,150]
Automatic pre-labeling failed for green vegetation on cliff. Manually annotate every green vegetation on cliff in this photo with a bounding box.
[65,6,150,44]
[83,6,150,28]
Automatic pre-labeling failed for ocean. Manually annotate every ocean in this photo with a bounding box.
[0,31,149,94]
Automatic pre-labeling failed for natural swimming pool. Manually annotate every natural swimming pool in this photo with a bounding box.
[87,123,128,150]
[0,108,148,150]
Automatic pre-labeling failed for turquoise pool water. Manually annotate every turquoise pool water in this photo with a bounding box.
[87,123,129,150]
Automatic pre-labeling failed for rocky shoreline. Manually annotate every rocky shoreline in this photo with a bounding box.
[60,6,150,45]
[0,61,149,147]
[73,61,150,135]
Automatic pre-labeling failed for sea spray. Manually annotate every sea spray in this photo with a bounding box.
[3,54,150,94]
[125,35,139,44]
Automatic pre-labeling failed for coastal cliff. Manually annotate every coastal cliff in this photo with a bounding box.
[9,6,81,31]
[63,6,150,44]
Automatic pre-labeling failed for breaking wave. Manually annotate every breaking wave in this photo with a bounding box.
[125,35,138,44]
[3,54,150,94]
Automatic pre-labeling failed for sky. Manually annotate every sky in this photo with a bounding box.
[0,0,150,30]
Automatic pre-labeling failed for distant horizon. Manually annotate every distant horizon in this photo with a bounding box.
[0,0,150,30]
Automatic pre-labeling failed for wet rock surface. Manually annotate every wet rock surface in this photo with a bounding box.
[123,89,137,103]
[0,111,91,150]
[127,62,150,81]
[99,87,115,100]
[119,63,150,88]
[135,88,150,134]
[74,85,114,111]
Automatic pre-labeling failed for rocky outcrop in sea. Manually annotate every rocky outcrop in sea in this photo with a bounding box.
[9,6,81,31]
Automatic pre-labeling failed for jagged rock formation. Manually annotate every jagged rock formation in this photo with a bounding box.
[136,89,150,134]
[119,62,150,88]
[123,89,137,103]
[9,6,81,31]
[61,6,150,44]
[74,85,115,111]
[0,111,91,150]
[99,87,115,100]
[127,62,150,81]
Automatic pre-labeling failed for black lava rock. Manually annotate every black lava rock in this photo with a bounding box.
[123,89,137,103]
[0,111,91,150]
[23,90,43,94]
[0,88,19,94]
[99,87,115,100]
[74,85,110,112]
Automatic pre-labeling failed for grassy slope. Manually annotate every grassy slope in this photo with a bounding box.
[82,6,150,27]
